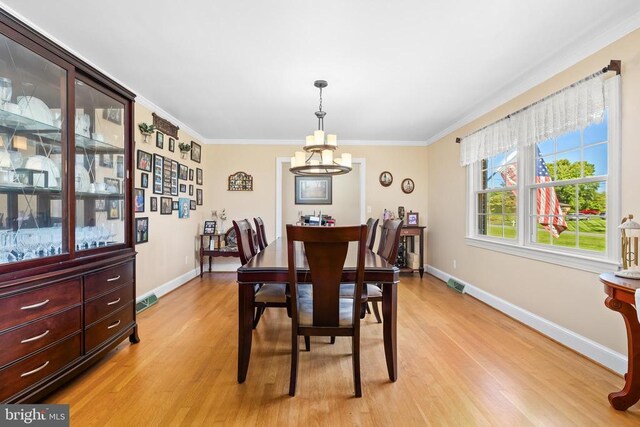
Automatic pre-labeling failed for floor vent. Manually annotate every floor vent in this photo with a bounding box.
[447,279,466,294]
[136,294,158,314]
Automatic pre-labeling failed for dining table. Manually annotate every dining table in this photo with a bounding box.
[236,237,400,383]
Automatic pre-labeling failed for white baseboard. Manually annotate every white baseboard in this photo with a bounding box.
[136,267,199,303]
[426,265,628,375]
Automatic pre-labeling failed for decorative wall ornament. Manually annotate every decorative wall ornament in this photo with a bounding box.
[152,112,179,139]
[228,171,253,191]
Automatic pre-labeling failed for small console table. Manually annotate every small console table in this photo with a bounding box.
[199,229,239,278]
[600,272,640,410]
[399,225,426,278]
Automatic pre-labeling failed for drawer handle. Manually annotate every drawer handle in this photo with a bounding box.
[20,299,50,310]
[107,275,121,282]
[21,329,50,344]
[107,297,121,306]
[21,360,50,377]
[107,320,121,329]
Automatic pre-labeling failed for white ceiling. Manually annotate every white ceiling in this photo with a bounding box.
[2,0,640,144]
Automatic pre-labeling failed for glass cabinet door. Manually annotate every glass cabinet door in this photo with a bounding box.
[0,31,67,264]
[74,79,126,251]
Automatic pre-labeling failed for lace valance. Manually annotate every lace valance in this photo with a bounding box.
[459,74,607,166]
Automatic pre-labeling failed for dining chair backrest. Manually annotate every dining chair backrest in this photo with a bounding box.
[286,224,367,328]
[365,217,379,250]
[233,219,257,265]
[376,219,403,264]
[254,217,268,251]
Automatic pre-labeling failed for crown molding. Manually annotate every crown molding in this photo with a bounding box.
[135,95,207,142]
[425,9,640,146]
[204,138,426,146]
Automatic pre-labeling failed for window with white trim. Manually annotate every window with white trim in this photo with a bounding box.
[463,74,621,270]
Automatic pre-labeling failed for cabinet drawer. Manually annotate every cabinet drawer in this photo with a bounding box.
[0,307,81,369]
[400,228,419,237]
[85,284,133,326]
[0,280,81,332]
[84,306,133,353]
[0,333,81,402]
[84,261,134,300]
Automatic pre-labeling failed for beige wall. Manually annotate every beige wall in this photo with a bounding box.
[427,28,640,355]
[133,104,207,297]
[201,144,428,269]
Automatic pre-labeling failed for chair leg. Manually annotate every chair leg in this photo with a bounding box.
[330,336,336,344]
[304,335,311,351]
[289,334,299,396]
[253,305,266,329]
[352,334,362,398]
[371,301,382,323]
[366,303,371,313]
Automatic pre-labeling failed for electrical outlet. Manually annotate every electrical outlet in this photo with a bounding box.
[453,259,457,269]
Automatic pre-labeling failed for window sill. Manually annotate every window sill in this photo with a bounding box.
[465,236,619,274]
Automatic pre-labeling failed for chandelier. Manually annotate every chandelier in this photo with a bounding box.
[289,80,352,176]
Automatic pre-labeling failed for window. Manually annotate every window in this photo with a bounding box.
[465,76,620,272]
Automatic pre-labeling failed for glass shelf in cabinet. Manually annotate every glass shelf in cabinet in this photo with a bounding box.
[0,109,61,133]
[74,133,124,154]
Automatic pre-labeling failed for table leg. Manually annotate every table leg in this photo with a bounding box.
[419,229,424,278]
[382,283,398,381]
[238,284,255,383]
[199,252,204,278]
[209,256,212,273]
[605,295,640,410]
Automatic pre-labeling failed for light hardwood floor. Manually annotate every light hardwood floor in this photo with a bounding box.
[46,273,640,426]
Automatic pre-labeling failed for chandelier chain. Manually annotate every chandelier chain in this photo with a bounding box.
[318,87,323,112]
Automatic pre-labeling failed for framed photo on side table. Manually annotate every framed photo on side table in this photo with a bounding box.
[203,220,217,235]
[407,211,419,226]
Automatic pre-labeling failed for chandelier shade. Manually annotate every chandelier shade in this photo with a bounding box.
[289,80,352,176]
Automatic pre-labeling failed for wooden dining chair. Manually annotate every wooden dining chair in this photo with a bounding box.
[368,219,403,322]
[286,224,368,397]
[365,217,379,250]
[253,217,268,250]
[233,219,287,328]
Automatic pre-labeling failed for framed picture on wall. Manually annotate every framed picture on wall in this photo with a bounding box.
[172,200,179,211]
[150,196,158,212]
[116,155,124,178]
[189,184,194,196]
[160,197,172,215]
[196,168,203,185]
[190,200,196,210]
[168,137,175,152]
[295,176,332,205]
[190,141,201,163]
[134,188,145,212]
[156,132,164,149]
[196,188,203,205]
[179,164,188,180]
[189,169,194,181]
[179,183,186,193]
[135,217,149,244]
[141,173,148,188]
[137,150,152,172]
[108,200,119,219]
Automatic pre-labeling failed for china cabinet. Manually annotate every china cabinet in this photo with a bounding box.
[0,10,138,403]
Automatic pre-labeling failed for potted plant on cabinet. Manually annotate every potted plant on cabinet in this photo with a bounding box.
[138,123,155,143]
[178,142,191,159]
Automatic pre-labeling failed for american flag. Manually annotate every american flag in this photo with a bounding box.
[535,147,566,238]
[498,148,566,238]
